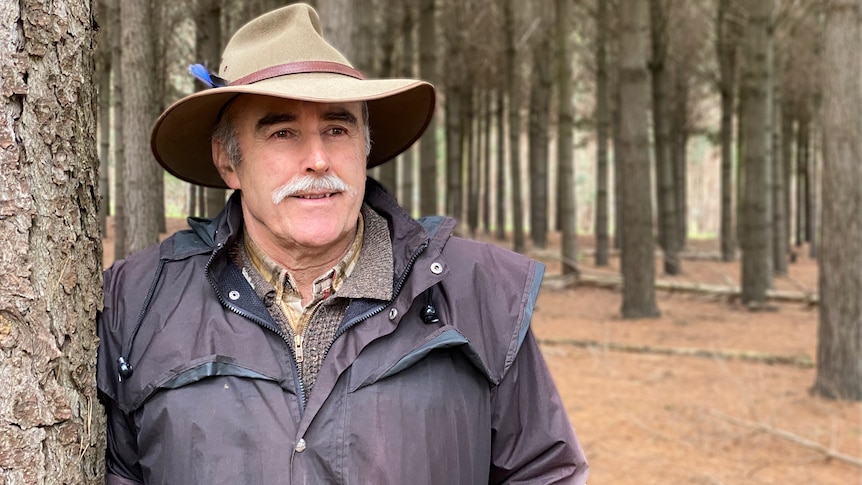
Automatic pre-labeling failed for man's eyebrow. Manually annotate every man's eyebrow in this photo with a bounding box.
[322,108,358,126]
[255,112,297,132]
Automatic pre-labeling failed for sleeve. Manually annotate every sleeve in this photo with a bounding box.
[101,389,145,484]
[488,330,589,485]
[98,267,145,485]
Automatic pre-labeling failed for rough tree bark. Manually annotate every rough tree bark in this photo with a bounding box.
[121,0,161,254]
[814,0,862,401]
[0,1,105,483]
[618,0,660,318]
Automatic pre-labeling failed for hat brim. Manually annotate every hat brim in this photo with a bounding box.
[151,73,435,188]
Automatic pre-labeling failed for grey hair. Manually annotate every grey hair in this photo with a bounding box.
[211,101,371,166]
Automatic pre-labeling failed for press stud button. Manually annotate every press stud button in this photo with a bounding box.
[389,308,398,320]
[228,290,240,300]
[430,262,443,274]
[295,438,306,453]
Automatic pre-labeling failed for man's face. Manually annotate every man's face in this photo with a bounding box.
[213,95,368,261]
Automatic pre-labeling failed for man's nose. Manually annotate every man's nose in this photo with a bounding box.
[303,135,330,173]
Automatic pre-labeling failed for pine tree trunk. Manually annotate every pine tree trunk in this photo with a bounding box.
[649,0,680,275]
[739,0,774,306]
[814,0,862,401]
[418,0,438,216]
[121,0,161,254]
[717,0,739,262]
[594,0,610,266]
[110,0,126,260]
[399,2,416,215]
[196,0,226,219]
[528,22,552,250]
[495,89,507,241]
[795,115,808,246]
[772,94,788,275]
[97,1,111,236]
[482,90,492,235]
[445,85,464,220]
[0,1,105,482]
[618,0,660,318]
[556,0,577,277]
[504,0,524,253]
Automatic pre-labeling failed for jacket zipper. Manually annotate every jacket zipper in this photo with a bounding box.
[205,243,309,413]
[324,241,429,361]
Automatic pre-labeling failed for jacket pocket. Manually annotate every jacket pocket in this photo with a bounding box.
[348,327,492,392]
[127,354,286,410]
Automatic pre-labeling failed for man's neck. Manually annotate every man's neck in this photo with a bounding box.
[244,224,359,305]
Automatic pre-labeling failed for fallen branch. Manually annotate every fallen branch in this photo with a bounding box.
[556,273,819,305]
[708,409,862,469]
[537,338,815,368]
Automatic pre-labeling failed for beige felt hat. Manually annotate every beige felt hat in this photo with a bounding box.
[151,3,436,188]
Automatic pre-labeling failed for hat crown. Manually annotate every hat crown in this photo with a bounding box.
[218,3,353,82]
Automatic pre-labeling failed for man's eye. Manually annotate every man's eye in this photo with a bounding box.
[327,127,347,136]
[273,129,289,138]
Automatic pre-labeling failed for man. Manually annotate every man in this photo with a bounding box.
[97,4,588,484]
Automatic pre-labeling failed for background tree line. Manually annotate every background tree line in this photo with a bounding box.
[2,0,861,482]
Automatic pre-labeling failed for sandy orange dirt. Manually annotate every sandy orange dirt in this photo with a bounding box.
[105,221,862,484]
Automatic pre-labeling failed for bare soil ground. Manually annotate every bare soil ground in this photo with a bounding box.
[105,221,862,484]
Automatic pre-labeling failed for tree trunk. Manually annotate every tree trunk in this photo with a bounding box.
[781,103,794,262]
[495,89,507,241]
[317,0,355,61]
[376,0,399,195]
[717,0,739,262]
[504,0,525,253]
[97,0,111,236]
[796,114,809,247]
[556,0,577,277]
[466,90,479,236]
[814,0,862,401]
[594,0,610,267]
[739,0,773,306]
[807,129,818,259]
[618,0,660,318]
[649,0,680,275]
[772,94,788,275]
[672,71,688,251]
[418,0,438,216]
[196,0,226,218]
[110,0,127,260]
[444,84,464,220]
[121,0,161,253]
[399,2,416,215]
[0,1,105,483]
[528,21,552,250]
[482,90,492,235]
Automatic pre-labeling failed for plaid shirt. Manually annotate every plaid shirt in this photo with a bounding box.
[243,215,364,335]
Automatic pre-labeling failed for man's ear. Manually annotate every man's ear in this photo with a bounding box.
[212,140,241,190]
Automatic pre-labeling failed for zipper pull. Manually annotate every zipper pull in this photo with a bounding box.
[294,335,304,364]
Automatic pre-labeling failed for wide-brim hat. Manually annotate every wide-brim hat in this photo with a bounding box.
[151,3,436,188]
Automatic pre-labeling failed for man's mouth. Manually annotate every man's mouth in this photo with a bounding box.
[294,192,337,199]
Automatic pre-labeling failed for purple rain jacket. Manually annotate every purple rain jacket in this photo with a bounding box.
[97,179,588,485]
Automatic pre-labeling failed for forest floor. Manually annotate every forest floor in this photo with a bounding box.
[104,220,862,484]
